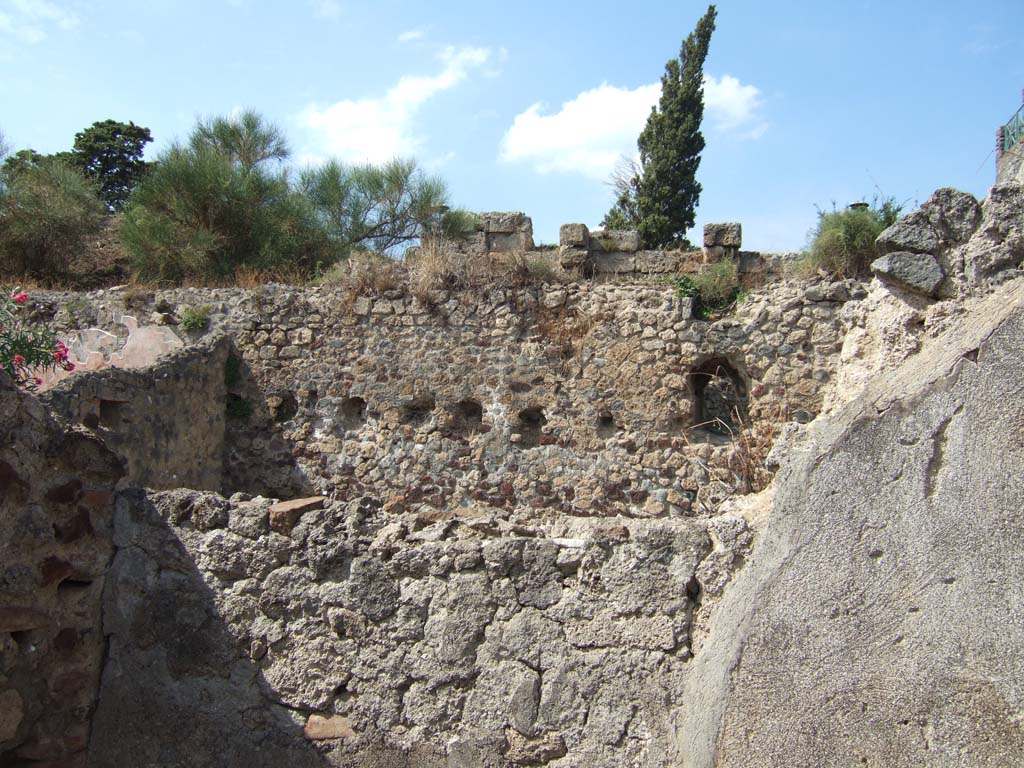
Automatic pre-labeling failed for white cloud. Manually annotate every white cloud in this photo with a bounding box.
[500,74,765,178]
[301,46,490,164]
[704,74,766,137]
[398,28,424,43]
[500,83,659,179]
[0,0,78,43]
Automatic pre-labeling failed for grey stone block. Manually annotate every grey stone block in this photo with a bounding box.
[634,250,680,273]
[871,251,945,296]
[478,211,531,235]
[592,251,636,274]
[593,229,640,252]
[559,223,590,248]
[704,222,742,248]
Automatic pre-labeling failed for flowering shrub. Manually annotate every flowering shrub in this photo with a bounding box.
[0,288,75,389]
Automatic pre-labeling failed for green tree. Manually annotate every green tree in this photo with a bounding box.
[121,112,337,283]
[0,158,106,278]
[190,110,288,172]
[604,5,717,248]
[65,119,152,210]
[1,149,45,183]
[300,158,474,255]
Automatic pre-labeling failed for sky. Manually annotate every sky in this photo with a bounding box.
[1,0,1023,251]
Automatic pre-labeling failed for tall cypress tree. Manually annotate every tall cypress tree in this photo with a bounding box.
[603,5,716,248]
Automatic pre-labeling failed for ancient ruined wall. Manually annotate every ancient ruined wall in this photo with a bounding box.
[41,335,230,492]
[0,372,124,765]
[89,487,717,767]
[6,182,1021,766]
[225,279,855,512]
[42,276,858,514]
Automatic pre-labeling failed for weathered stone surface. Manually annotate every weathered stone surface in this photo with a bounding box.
[962,183,1024,284]
[269,495,326,533]
[503,729,567,764]
[558,245,589,271]
[876,187,981,256]
[39,266,859,515]
[592,250,635,274]
[678,280,1024,767]
[704,222,742,248]
[634,249,682,273]
[475,212,535,252]
[871,250,945,296]
[592,229,640,252]
[0,372,122,766]
[478,211,530,235]
[89,487,709,766]
[41,334,229,491]
[0,606,50,632]
[559,223,589,248]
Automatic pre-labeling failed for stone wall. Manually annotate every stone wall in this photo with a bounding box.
[40,276,858,515]
[41,335,231,492]
[88,488,717,767]
[10,183,1020,766]
[446,211,536,258]
[557,221,765,281]
[677,278,1024,768]
[0,372,124,765]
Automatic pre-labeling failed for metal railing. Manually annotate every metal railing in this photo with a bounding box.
[1004,103,1024,153]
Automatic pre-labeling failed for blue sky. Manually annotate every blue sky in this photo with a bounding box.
[2,0,1022,251]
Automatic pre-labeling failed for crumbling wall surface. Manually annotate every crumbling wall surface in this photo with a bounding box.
[89,487,712,767]
[0,371,124,765]
[87,489,333,768]
[42,276,857,512]
[41,334,231,492]
[873,183,1024,299]
[223,279,854,512]
[675,279,1024,767]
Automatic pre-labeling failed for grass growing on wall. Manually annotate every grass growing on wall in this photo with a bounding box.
[798,198,903,277]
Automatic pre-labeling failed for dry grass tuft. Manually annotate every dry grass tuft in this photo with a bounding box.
[725,406,785,494]
[318,250,406,296]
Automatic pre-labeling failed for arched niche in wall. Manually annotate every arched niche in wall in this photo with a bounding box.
[690,357,748,437]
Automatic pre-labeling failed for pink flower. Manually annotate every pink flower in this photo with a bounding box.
[10,291,28,305]
[12,354,25,366]
[63,362,75,372]
[34,377,42,386]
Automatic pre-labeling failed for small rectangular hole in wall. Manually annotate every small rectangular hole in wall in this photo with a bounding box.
[98,399,128,429]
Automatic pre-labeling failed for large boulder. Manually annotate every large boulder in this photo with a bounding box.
[676,280,1024,767]
[876,188,982,257]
